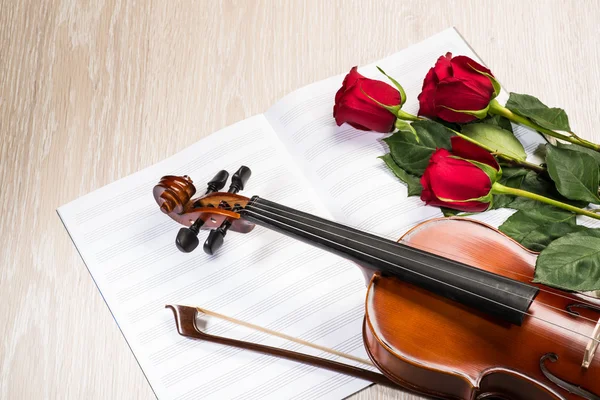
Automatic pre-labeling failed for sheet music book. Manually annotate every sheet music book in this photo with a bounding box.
[58,28,560,400]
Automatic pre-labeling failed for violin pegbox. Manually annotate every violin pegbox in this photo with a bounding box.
[153,167,254,255]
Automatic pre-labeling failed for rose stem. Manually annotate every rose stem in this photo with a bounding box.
[396,109,421,122]
[491,182,600,220]
[488,100,600,152]
[396,112,546,173]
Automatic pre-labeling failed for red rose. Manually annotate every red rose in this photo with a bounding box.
[333,67,401,132]
[418,53,497,123]
[420,137,499,212]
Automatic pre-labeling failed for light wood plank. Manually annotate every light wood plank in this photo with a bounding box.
[1,1,599,398]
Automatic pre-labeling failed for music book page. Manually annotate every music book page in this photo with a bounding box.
[58,27,563,400]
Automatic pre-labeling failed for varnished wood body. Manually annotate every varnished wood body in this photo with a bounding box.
[363,218,600,400]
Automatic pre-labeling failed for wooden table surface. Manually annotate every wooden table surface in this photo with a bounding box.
[2,1,600,399]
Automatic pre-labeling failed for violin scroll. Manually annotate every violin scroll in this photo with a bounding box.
[153,167,256,255]
[154,175,196,214]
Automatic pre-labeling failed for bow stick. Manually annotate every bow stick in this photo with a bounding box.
[195,306,373,365]
[165,304,399,387]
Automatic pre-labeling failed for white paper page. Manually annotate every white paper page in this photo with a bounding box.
[265,28,550,236]
[58,115,374,400]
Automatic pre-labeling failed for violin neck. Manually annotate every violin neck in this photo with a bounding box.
[240,196,539,326]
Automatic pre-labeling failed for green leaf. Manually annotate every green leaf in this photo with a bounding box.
[505,92,571,132]
[534,228,600,291]
[499,205,576,244]
[557,142,600,169]
[395,119,418,142]
[412,120,454,149]
[461,123,526,161]
[532,143,547,160]
[498,204,586,252]
[546,144,600,204]
[521,223,587,252]
[380,154,422,196]
[383,120,453,176]
[505,171,588,210]
[384,131,428,176]
[500,167,529,184]
[482,115,513,133]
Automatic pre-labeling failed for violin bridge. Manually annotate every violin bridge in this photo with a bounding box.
[582,318,600,369]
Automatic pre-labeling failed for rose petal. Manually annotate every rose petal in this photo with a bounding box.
[429,157,492,201]
[335,67,364,105]
[436,78,493,110]
[418,68,437,118]
[419,167,435,203]
[450,56,495,98]
[433,53,454,81]
[360,79,402,107]
[342,67,365,90]
[433,77,494,123]
[346,121,371,131]
[430,148,452,162]
[451,56,493,79]
[334,81,397,132]
[334,86,346,110]
[451,136,499,170]
[420,149,492,212]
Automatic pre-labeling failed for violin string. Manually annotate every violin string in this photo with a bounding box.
[246,201,600,324]
[244,203,538,279]
[243,205,600,345]
[246,202,600,327]
[245,203,596,325]
[241,205,600,344]
[244,203,568,291]
[253,203,536,276]
[245,202,600,318]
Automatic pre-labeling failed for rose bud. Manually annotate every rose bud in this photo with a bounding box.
[418,53,499,123]
[333,67,402,133]
[420,137,500,212]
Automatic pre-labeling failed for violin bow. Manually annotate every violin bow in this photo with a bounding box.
[165,304,399,388]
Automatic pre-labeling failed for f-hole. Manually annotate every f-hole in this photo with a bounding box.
[566,303,600,317]
[539,353,600,400]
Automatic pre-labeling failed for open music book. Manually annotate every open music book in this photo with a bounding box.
[58,28,553,400]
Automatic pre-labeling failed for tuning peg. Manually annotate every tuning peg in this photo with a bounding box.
[198,166,250,255]
[206,170,230,194]
[203,221,231,255]
[175,218,204,253]
[227,166,251,194]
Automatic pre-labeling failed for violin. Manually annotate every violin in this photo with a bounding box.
[154,167,600,400]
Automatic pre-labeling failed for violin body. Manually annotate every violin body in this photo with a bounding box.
[364,218,600,400]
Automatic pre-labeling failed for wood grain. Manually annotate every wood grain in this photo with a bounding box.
[1,1,599,399]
